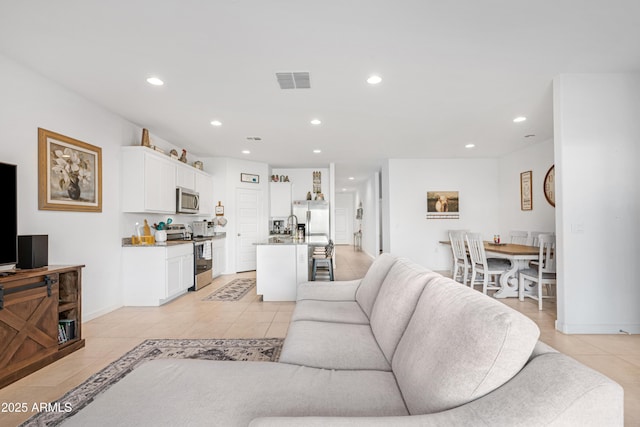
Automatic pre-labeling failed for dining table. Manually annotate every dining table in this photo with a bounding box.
[440,240,540,298]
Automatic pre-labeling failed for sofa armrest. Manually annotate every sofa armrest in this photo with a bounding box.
[296,279,361,301]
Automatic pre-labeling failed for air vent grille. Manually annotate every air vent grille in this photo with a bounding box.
[276,72,311,89]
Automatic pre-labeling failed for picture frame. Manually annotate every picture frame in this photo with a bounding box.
[426,191,460,219]
[38,128,102,212]
[240,173,259,184]
[520,170,532,211]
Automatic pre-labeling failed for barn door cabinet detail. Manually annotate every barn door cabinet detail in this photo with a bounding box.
[0,265,85,388]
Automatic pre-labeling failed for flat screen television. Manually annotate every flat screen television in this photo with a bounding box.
[0,162,17,267]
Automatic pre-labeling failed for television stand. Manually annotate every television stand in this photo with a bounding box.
[0,265,85,388]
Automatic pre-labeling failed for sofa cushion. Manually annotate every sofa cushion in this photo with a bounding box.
[355,253,398,318]
[392,275,540,414]
[63,360,409,427]
[368,259,438,363]
[279,320,391,371]
[291,300,369,324]
[296,279,361,301]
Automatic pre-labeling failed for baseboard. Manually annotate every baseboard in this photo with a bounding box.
[82,303,123,322]
[556,321,640,334]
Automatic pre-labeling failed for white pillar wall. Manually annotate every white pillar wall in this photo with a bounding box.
[554,73,640,334]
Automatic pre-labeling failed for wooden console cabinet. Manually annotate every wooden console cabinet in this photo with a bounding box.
[0,265,85,388]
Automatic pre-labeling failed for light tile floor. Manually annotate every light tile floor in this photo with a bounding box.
[0,246,638,426]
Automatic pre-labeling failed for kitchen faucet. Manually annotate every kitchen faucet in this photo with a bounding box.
[286,214,298,236]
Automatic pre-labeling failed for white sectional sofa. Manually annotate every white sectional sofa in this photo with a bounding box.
[64,254,623,426]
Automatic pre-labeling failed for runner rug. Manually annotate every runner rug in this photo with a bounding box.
[202,277,256,301]
[20,338,283,426]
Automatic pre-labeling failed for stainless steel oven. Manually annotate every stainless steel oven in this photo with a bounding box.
[191,237,213,291]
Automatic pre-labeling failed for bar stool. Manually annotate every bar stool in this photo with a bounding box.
[312,240,334,281]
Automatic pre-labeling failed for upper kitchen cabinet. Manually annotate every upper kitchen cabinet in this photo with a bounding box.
[195,170,214,216]
[270,182,292,218]
[122,147,176,213]
[176,164,196,190]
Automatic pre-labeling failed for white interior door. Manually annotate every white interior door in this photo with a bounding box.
[334,207,349,244]
[236,188,261,272]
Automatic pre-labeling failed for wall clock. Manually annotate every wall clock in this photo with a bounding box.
[543,165,555,207]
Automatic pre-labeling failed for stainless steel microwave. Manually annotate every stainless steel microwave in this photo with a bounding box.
[176,187,199,214]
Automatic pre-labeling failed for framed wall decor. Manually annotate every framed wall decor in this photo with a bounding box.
[38,128,102,212]
[543,165,555,207]
[240,173,259,184]
[426,191,460,219]
[520,170,532,211]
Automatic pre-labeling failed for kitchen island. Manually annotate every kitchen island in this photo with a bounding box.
[254,235,328,301]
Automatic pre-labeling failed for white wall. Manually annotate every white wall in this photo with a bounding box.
[386,158,502,270]
[335,192,355,245]
[203,156,269,274]
[554,73,640,334]
[271,167,330,202]
[498,139,556,239]
[0,54,134,320]
[0,54,209,321]
[355,172,380,258]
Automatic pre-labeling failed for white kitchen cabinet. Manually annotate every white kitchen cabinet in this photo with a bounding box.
[212,237,226,278]
[195,170,214,216]
[256,243,308,301]
[270,182,292,218]
[176,164,196,190]
[122,243,194,306]
[121,147,176,213]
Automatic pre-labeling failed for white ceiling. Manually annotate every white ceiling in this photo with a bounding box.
[1,1,639,191]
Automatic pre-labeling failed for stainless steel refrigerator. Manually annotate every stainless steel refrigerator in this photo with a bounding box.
[293,200,329,236]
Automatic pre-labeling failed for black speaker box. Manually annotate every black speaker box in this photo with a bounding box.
[17,235,48,269]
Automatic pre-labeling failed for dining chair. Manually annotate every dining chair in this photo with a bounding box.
[530,231,555,247]
[519,234,557,310]
[466,233,511,294]
[509,230,529,245]
[529,231,555,266]
[312,240,334,281]
[448,230,470,285]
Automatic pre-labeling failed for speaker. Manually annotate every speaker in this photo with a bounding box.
[17,235,48,269]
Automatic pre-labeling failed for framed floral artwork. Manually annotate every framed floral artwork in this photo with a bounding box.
[38,128,102,212]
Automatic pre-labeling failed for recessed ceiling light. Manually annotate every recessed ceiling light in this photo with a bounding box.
[513,116,527,123]
[210,120,222,127]
[465,143,475,149]
[313,149,322,154]
[348,176,355,180]
[367,75,382,85]
[146,77,164,86]
[342,188,347,192]
[241,150,251,154]
[310,119,322,125]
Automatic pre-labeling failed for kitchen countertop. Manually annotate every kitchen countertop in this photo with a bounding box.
[255,235,328,246]
[122,232,226,247]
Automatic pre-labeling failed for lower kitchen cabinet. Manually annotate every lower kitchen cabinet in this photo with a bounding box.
[122,243,194,306]
[212,237,226,278]
[256,243,308,301]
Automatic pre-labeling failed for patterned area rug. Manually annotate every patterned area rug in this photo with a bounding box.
[20,338,283,426]
[202,278,256,301]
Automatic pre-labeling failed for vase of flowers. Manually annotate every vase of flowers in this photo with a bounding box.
[51,148,92,200]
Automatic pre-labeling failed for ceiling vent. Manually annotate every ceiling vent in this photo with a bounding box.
[246,136,262,141]
[276,72,311,89]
